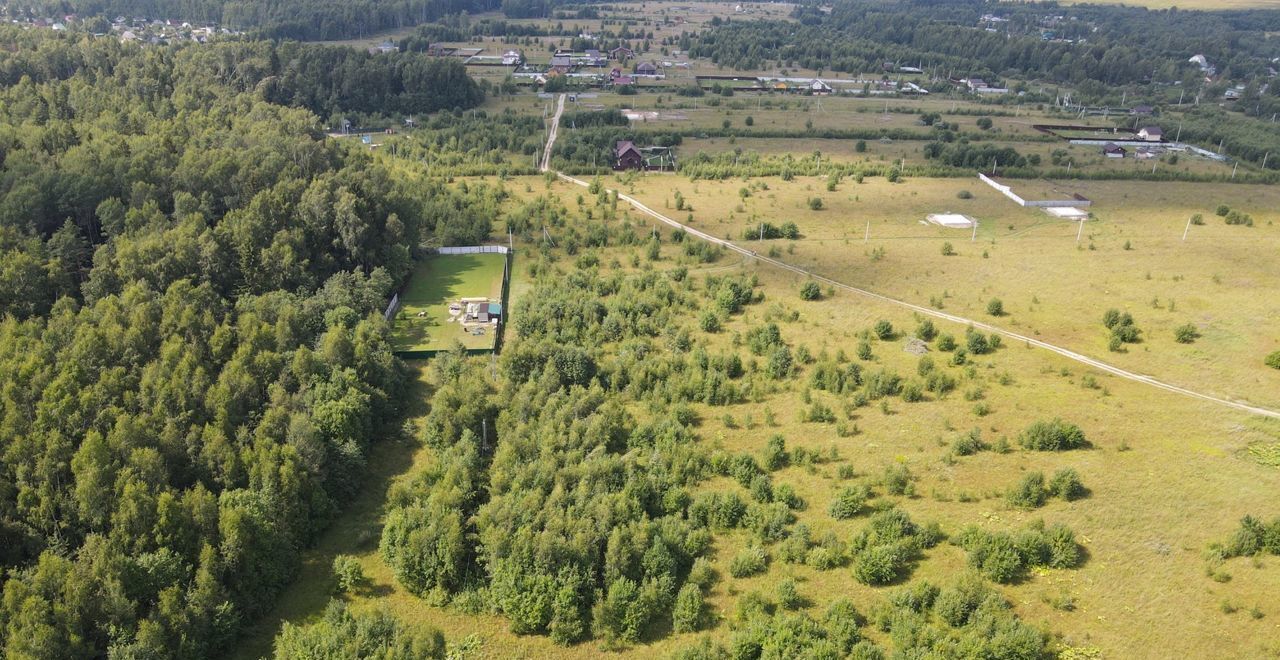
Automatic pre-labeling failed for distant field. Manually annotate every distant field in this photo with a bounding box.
[390,253,506,353]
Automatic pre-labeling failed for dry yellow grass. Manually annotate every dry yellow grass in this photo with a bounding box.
[620,174,1280,410]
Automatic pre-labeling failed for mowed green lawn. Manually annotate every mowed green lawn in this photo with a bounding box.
[390,253,506,352]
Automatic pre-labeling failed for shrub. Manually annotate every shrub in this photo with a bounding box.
[954,521,1084,583]
[976,117,993,130]
[986,299,1004,316]
[700,310,721,333]
[808,197,824,211]
[1216,204,1230,217]
[952,429,988,456]
[687,558,718,590]
[965,330,990,355]
[672,583,705,633]
[900,382,925,402]
[1101,308,1131,330]
[853,544,904,585]
[1018,419,1089,451]
[1048,468,1086,501]
[883,464,914,496]
[936,334,956,351]
[1171,323,1197,343]
[1214,515,1280,558]
[729,545,769,577]
[777,578,803,610]
[916,318,937,341]
[1265,351,1280,370]
[941,242,956,256]
[956,190,973,199]
[762,435,789,471]
[767,346,793,379]
[873,319,895,340]
[829,485,871,520]
[332,555,367,594]
[1006,472,1048,509]
[800,281,822,300]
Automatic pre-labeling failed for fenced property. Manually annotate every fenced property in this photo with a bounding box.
[388,249,511,358]
[978,174,1092,209]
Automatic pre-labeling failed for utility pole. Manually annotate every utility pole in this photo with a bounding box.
[864,220,870,243]
[1076,218,1085,243]
[1182,215,1193,241]
[971,218,978,242]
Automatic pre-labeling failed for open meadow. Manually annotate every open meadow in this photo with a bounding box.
[614,174,1280,410]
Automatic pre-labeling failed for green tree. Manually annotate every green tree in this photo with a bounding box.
[672,583,705,633]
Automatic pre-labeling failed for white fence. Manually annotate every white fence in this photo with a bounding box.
[977,173,1091,208]
[384,293,399,321]
[435,245,511,255]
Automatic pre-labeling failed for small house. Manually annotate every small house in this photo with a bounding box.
[809,79,833,95]
[615,141,645,170]
[610,46,635,61]
[501,50,523,66]
[1102,143,1126,158]
[612,75,634,87]
[549,55,573,72]
[1137,126,1163,142]
[1130,104,1154,116]
[635,61,659,76]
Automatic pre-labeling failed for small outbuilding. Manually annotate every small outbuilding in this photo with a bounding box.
[1137,126,1163,142]
[1103,143,1127,158]
[634,61,659,76]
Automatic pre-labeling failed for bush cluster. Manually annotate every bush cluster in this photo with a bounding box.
[1018,419,1090,451]
[952,521,1084,583]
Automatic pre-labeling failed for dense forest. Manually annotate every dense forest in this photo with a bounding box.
[688,1,1280,94]
[0,27,493,658]
[3,0,500,40]
[0,33,483,124]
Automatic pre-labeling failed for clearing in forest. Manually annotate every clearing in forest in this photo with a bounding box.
[390,252,507,354]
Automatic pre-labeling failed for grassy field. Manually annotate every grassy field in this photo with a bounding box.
[613,174,1280,410]
[234,181,1280,658]
[390,253,506,352]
